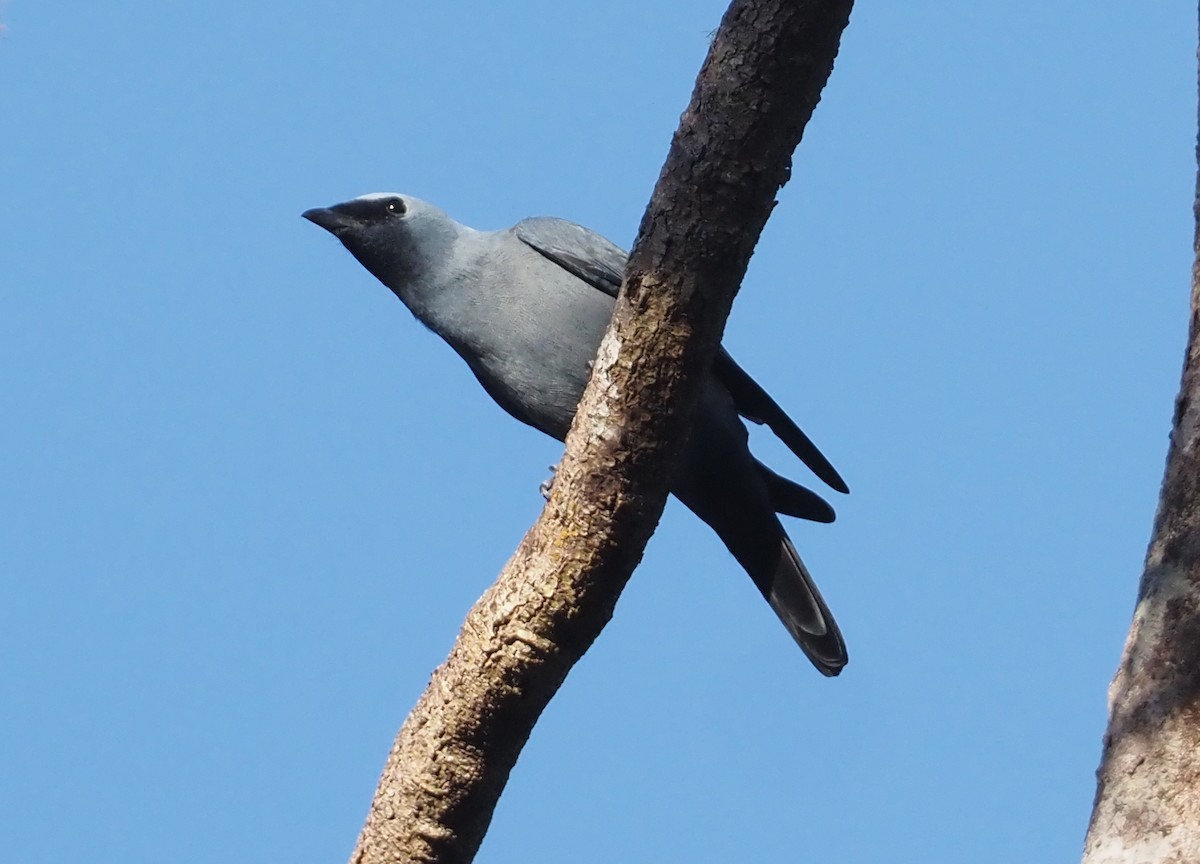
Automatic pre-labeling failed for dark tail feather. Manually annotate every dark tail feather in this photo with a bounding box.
[764,538,848,676]
[713,350,849,494]
[757,460,836,523]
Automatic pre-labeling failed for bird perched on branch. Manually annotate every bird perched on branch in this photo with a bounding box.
[303,193,850,675]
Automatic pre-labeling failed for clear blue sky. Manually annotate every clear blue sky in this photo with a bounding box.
[2,3,1193,862]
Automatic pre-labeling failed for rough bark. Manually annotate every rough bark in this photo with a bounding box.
[349,2,855,862]
[1080,11,1200,863]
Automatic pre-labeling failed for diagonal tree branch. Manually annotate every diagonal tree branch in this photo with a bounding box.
[349,2,855,862]
[1080,8,1200,862]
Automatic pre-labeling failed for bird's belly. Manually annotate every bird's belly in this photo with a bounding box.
[464,328,601,442]
[439,268,614,441]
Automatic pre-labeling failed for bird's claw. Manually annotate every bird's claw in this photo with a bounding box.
[539,464,558,500]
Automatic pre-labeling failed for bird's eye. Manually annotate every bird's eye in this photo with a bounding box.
[386,199,407,216]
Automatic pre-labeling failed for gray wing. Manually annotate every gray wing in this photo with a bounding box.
[514,217,626,297]
[512,217,847,493]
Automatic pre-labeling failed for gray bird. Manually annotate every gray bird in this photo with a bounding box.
[303,193,850,676]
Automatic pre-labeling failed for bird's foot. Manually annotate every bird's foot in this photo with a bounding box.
[539,464,558,500]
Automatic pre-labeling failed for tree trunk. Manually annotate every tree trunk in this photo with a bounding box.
[347,2,855,862]
[1080,9,1200,863]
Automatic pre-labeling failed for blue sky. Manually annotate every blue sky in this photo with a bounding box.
[2,3,1193,862]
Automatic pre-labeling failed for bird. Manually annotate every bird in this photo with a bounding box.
[302,193,850,676]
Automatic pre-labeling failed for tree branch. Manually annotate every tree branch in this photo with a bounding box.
[350,2,855,862]
[1080,8,1200,862]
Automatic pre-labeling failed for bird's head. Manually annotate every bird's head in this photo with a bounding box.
[302,193,461,294]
